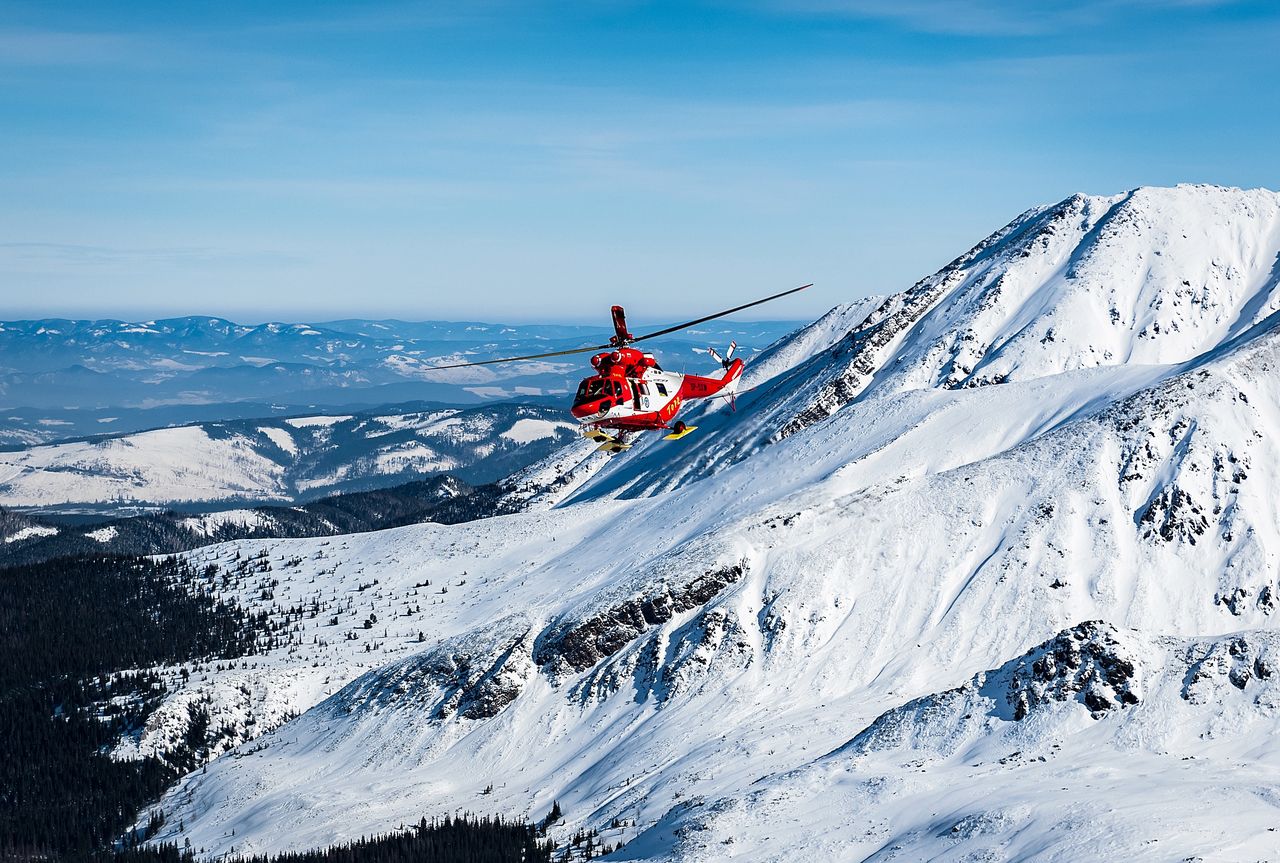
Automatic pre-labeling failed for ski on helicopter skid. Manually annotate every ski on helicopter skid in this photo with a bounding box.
[420,283,812,453]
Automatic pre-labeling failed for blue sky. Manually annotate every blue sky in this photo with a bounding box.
[1,0,1277,323]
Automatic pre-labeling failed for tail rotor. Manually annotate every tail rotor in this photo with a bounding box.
[698,340,737,369]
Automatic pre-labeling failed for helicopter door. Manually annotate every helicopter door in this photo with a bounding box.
[631,380,654,411]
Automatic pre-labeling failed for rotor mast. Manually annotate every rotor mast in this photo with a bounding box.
[610,305,634,347]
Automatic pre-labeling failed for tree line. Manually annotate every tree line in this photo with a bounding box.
[0,554,570,862]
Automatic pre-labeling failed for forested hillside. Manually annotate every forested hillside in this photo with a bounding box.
[0,555,557,862]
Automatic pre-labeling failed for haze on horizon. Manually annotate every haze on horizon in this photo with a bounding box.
[1,0,1277,324]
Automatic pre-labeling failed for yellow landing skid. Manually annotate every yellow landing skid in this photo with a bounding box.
[663,425,698,441]
[584,427,631,453]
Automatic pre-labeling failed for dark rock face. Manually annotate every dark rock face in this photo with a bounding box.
[1138,485,1209,544]
[775,297,934,441]
[1215,587,1253,617]
[1004,621,1140,720]
[1181,634,1276,703]
[432,637,535,720]
[773,271,966,442]
[1259,585,1276,615]
[654,607,753,703]
[533,563,747,675]
[325,562,751,725]
[332,625,534,721]
[1106,367,1259,552]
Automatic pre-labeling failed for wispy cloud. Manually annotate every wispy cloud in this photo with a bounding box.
[128,175,507,205]
[758,0,1247,36]
[240,0,516,36]
[194,79,939,160]
[0,242,302,269]
[153,88,946,210]
[0,0,1271,321]
[527,97,925,150]
[0,27,144,66]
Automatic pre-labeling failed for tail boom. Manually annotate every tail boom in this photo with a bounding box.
[679,357,744,400]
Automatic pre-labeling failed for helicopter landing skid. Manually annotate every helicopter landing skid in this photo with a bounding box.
[584,427,632,453]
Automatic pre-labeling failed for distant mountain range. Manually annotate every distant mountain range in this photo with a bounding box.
[0,474,487,566]
[0,315,803,444]
[0,425,602,564]
[0,402,581,514]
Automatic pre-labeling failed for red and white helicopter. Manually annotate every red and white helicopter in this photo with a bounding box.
[424,284,811,453]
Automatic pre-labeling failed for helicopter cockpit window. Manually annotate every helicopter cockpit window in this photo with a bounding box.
[655,382,668,397]
[574,378,608,406]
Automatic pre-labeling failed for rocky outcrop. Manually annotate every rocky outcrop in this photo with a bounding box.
[773,278,956,441]
[1180,634,1276,703]
[331,619,535,721]
[1002,621,1140,720]
[533,563,747,676]
[773,197,1068,441]
[840,622,1143,757]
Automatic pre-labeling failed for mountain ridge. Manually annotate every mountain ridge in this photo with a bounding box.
[0,403,579,513]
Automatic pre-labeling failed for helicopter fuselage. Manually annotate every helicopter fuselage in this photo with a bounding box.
[569,346,742,432]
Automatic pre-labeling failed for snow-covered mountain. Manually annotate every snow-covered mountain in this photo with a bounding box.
[0,403,577,512]
[129,184,1280,861]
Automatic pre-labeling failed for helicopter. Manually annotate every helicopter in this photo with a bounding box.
[423,284,812,453]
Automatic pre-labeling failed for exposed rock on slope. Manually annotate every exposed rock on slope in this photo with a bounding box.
[533,562,747,676]
[844,622,1144,759]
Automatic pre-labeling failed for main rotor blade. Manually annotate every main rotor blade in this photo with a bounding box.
[629,283,812,343]
[417,341,616,371]
[415,283,812,371]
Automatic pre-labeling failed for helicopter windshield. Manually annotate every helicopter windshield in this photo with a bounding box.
[574,377,623,407]
[574,378,607,406]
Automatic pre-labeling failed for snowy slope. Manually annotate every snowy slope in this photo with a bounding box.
[0,404,577,511]
[137,185,1280,861]
[644,623,1280,862]
[560,183,1280,501]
